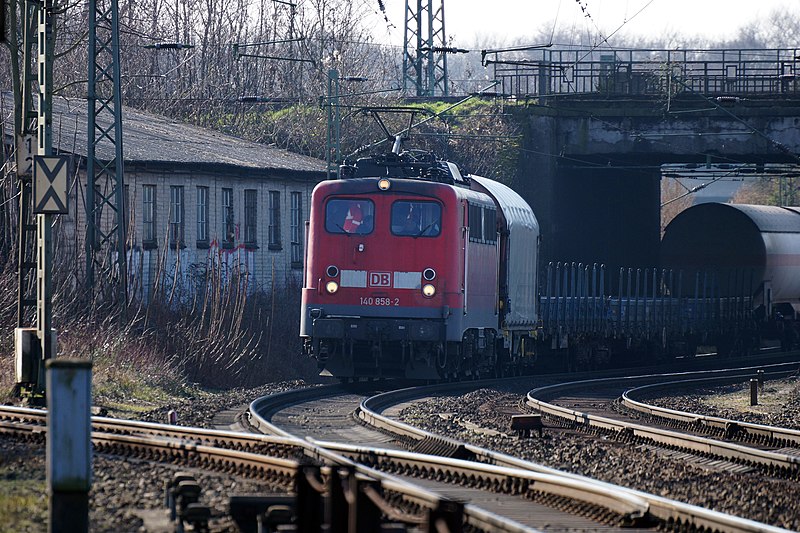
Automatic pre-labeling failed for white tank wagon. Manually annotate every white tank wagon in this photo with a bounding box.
[661,202,800,316]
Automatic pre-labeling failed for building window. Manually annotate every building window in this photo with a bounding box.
[124,184,132,248]
[196,186,209,247]
[244,189,257,247]
[142,185,156,248]
[222,187,234,246]
[291,192,303,266]
[91,189,103,247]
[169,186,184,248]
[268,190,281,249]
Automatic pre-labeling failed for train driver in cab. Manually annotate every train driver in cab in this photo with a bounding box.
[342,201,363,233]
[392,201,441,237]
[326,199,374,234]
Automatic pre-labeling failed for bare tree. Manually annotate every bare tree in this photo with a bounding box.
[660,177,693,235]
[733,175,800,206]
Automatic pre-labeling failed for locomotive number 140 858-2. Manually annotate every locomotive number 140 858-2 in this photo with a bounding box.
[360,296,400,306]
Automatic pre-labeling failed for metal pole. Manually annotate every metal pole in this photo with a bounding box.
[36,0,55,394]
[13,1,43,398]
[325,69,339,180]
[110,0,127,308]
[425,0,434,96]
[86,0,127,305]
[47,359,92,533]
[86,0,97,287]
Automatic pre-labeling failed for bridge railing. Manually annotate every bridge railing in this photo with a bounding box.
[484,48,800,100]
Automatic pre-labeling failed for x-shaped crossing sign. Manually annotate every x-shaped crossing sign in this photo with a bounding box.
[33,155,69,214]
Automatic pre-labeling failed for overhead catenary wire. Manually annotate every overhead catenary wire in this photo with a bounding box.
[660,172,731,207]
[344,80,501,160]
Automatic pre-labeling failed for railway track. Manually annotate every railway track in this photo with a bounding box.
[1,356,796,531]
[248,376,792,532]
[251,382,655,531]
[621,373,800,449]
[526,362,800,479]
[0,403,503,531]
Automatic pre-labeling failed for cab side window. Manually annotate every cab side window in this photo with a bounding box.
[468,202,497,244]
[325,199,375,234]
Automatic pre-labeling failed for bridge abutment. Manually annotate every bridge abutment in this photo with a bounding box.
[512,96,800,274]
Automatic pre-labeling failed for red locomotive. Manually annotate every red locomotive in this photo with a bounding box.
[301,147,800,379]
[300,151,540,380]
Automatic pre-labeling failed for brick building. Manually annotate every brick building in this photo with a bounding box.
[1,93,326,302]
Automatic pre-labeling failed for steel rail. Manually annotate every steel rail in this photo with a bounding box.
[357,378,793,533]
[1,404,512,532]
[90,431,301,486]
[621,371,800,446]
[247,384,542,532]
[247,382,354,437]
[97,420,539,533]
[0,415,301,487]
[315,440,650,522]
[0,404,311,459]
[526,370,800,477]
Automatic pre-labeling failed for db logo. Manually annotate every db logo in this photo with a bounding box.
[369,272,392,287]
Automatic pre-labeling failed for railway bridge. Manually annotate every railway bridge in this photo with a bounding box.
[490,48,800,273]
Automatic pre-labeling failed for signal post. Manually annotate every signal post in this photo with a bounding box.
[12,3,92,531]
[14,0,67,399]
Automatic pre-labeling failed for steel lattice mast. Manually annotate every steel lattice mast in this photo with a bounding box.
[86,0,127,305]
[16,0,40,328]
[403,0,449,97]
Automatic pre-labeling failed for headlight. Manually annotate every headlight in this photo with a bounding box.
[422,284,436,298]
[378,178,391,190]
[326,281,339,294]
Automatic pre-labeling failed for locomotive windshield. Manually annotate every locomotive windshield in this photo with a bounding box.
[325,199,375,234]
[391,201,441,237]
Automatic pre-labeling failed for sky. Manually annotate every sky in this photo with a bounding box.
[369,0,797,48]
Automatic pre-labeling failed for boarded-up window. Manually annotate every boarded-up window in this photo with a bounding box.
[291,192,303,265]
[222,188,234,244]
[142,185,156,245]
[196,186,208,245]
[244,189,257,245]
[269,190,281,249]
[169,186,184,247]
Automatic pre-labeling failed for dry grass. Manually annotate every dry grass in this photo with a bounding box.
[0,220,315,406]
[701,379,800,416]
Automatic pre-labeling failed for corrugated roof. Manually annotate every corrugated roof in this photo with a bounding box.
[1,91,326,178]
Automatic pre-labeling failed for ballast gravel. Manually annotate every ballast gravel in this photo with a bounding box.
[4,377,799,531]
[643,378,800,430]
[0,380,309,533]
[396,380,800,531]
